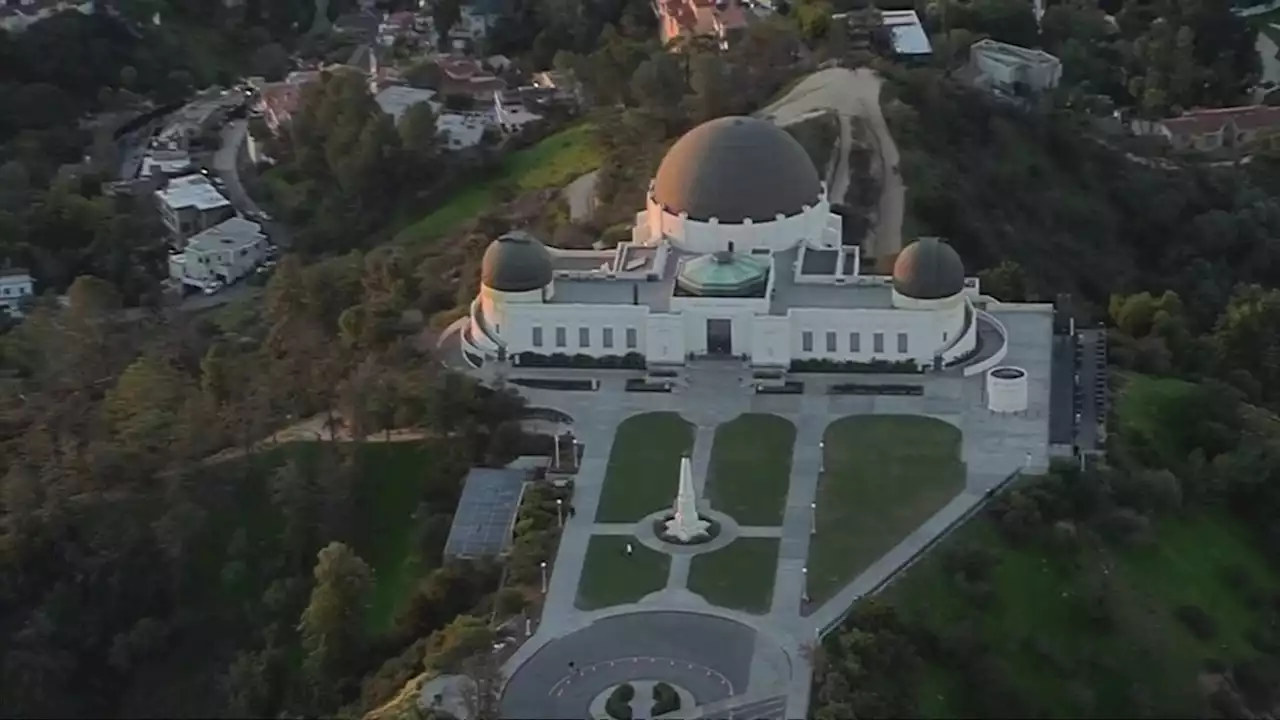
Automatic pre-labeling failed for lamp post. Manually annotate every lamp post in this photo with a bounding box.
[556,498,563,527]
[540,561,548,593]
[801,566,809,604]
[810,502,817,535]
[818,440,825,473]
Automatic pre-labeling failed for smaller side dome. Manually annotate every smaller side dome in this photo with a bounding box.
[892,237,965,300]
[480,231,554,292]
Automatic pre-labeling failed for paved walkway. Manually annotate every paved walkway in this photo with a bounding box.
[498,309,1055,718]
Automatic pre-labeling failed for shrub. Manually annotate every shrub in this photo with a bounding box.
[514,351,645,369]
[652,681,681,715]
[1175,604,1217,641]
[789,358,921,374]
[493,587,527,617]
[605,683,635,720]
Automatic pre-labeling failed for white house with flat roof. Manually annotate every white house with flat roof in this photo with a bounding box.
[457,116,1038,372]
[0,268,34,317]
[168,217,267,290]
[155,174,235,242]
[969,39,1062,94]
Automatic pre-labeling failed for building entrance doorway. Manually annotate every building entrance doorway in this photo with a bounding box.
[706,318,733,356]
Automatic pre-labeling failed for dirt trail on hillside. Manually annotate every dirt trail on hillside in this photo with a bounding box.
[200,414,430,466]
[758,67,905,265]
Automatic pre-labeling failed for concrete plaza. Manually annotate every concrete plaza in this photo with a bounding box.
[494,307,1055,719]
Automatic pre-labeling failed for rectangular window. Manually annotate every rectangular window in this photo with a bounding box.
[625,327,638,349]
[897,332,909,353]
[555,326,567,348]
[826,331,836,353]
[579,327,590,347]
[531,326,543,347]
[873,332,884,354]
[602,327,614,349]
[802,331,813,352]
[849,332,860,352]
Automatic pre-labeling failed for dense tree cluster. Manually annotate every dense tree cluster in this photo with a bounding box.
[0,232,553,716]
[920,0,1257,116]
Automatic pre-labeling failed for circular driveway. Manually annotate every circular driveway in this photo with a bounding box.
[502,612,767,719]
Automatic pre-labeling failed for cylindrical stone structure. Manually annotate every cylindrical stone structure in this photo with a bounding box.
[987,366,1029,413]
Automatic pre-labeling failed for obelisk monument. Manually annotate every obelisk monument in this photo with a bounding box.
[665,455,710,542]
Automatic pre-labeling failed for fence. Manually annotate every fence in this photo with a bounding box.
[819,464,1025,638]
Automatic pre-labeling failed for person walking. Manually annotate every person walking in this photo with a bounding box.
[625,542,633,557]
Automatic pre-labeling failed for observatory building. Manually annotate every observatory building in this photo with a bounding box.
[460,115,998,370]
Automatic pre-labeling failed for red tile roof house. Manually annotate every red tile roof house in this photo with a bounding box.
[657,0,748,50]
[438,55,508,97]
[1157,105,1280,151]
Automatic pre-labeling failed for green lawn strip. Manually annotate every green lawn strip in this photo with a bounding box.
[705,413,796,526]
[806,415,964,605]
[882,512,1280,717]
[576,535,670,610]
[393,123,601,246]
[687,538,779,614]
[595,412,696,522]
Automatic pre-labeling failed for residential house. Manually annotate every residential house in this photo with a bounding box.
[834,8,931,59]
[0,0,93,32]
[168,217,267,290]
[438,55,508,96]
[374,84,494,150]
[255,66,373,133]
[155,174,235,242]
[1156,105,1280,151]
[656,0,747,50]
[0,268,34,317]
[375,85,443,123]
[492,92,542,135]
[376,10,418,46]
[968,39,1062,95]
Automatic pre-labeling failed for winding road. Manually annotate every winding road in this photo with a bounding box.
[757,67,905,266]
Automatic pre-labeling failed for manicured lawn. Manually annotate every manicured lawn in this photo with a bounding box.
[806,415,964,605]
[687,538,779,614]
[576,535,670,610]
[705,414,796,525]
[394,123,601,245]
[596,412,696,522]
[883,511,1280,717]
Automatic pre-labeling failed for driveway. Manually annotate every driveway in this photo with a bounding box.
[757,67,905,265]
[562,170,599,222]
[215,120,291,248]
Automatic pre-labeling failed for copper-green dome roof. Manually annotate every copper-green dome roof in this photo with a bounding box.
[676,251,769,296]
[652,116,823,224]
[892,237,965,300]
[481,231,553,292]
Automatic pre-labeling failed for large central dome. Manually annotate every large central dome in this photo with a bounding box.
[652,116,823,224]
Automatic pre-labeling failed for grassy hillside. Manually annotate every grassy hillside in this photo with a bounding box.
[814,374,1280,718]
[119,439,471,717]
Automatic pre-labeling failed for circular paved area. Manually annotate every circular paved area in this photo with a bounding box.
[501,612,761,719]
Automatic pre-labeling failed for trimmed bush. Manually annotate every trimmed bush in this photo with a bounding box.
[510,377,597,391]
[1175,604,1217,641]
[626,378,673,393]
[652,681,681,715]
[514,351,646,369]
[605,683,635,720]
[789,358,922,374]
[756,381,804,394]
[829,383,924,396]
